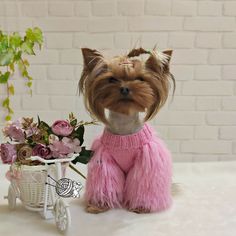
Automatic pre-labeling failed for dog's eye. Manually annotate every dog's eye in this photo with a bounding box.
[135,77,144,81]
[108,77,118,83]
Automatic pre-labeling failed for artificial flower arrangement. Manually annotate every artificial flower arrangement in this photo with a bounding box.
[0,113,94,176]
[0,113,94,231]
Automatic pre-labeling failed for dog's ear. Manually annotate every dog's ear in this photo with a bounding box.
[81,48,104,72]
[145,49,172,73]
[162,49,173,63]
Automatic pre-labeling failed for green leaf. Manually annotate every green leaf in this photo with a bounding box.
[7,106,14,115]
[10,32,22,49]
[37,115,41,127]
[0,72,10,84]
[0,34,8,52]
[23,59,29,67]
[70,119,77,127]
[26,27,43,46]
[5,115,11,121]
[39,121,52,134]
[2,97,9,107]
[9,107,14,114]
[8,84,15,95]
[39,121,50,129]
[0,51,14,66]
[21,41,35,55]
[14,51,22,61]
[69,112,75,120]
[22,70,28,77]
[27,81,32,87]
[17,60,29,78]
[33,27,43,45]
[9,63,15,73]
[72,147,93,165]
[25,28,34,40]
[17,60,24,73]
[73,125,84,145]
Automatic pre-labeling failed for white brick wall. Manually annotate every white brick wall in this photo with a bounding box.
[0,0,235,162]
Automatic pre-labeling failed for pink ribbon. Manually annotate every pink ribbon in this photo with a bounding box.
[5,169,21,182]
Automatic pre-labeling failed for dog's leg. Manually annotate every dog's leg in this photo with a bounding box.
[124,138,172,213]
[85,141,125,214]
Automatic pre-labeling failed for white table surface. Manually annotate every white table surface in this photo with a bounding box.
[0,162,236,236]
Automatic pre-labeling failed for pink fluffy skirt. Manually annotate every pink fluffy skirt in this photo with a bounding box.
[85,124,172,213]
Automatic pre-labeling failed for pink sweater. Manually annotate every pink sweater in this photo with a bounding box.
[85,124,172,212]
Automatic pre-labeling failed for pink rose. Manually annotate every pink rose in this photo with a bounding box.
[32,144,51,159]
[3,120,25,142]
[62,137,81,153]
[49,139,73,158]
[0,144,17,164]
[51,120,73,136]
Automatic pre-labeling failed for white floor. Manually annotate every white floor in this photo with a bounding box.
[0,162,236,236]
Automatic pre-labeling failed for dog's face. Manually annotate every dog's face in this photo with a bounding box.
[79,48,175,124]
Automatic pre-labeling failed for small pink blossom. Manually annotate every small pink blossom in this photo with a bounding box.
[0,143,17,164]
[3,120,25,142]
[72,138,81,153]
[62,137,81,153]
[51,120,73,136]
[49,139,73,158]
[62,137,74,149]
[25,126,38,138]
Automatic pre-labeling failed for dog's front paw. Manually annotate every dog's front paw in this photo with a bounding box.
[129,207,151,214]
[86,204,110,214]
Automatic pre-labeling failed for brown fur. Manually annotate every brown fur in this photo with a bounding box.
[79,47,175,124]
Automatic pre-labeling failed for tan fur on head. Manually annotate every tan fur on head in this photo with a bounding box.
[79,47,175,124]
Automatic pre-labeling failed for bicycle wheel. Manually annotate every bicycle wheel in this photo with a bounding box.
[54,198,71,233]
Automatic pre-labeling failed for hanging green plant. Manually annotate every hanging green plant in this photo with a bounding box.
[0,27,43,121]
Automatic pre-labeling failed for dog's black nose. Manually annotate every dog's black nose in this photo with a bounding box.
[120,87,130,96]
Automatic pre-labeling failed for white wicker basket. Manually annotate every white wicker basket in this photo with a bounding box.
[10,163,66,210]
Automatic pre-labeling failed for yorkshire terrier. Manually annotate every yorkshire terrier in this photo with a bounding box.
[79,47,175,214]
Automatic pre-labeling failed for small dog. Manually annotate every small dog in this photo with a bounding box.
[79,47,175,214]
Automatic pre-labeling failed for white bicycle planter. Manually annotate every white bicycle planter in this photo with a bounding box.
[4,155,77,234]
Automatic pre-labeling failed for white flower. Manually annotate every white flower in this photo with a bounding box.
[48,134,59,144]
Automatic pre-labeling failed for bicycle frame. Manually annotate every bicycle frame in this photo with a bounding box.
[27,155,76,219]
